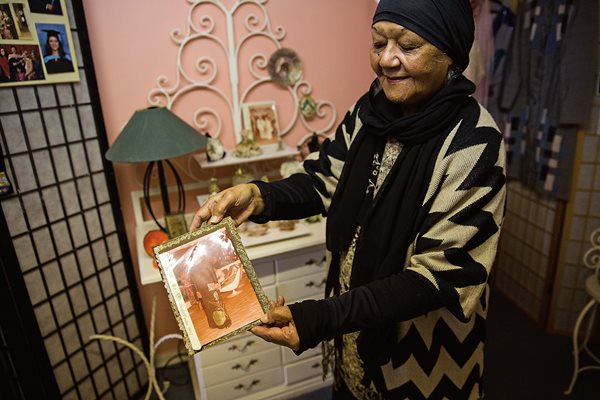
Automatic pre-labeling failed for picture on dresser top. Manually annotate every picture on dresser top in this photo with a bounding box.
[154,217,270,353]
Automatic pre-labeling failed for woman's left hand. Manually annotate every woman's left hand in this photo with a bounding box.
[250,296,300,351]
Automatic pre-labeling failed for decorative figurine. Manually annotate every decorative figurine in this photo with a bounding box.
[231,166,254,186]
[208,177,220,197]
[205,133,226,162]
[233,128,262,158]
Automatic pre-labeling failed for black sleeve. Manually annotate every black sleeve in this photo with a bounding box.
[248,104,364,224]
[248,175,326,223]
[288,269,443,352]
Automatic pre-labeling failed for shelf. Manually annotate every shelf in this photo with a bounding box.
[137,216,326,286]
[193,144,299,168]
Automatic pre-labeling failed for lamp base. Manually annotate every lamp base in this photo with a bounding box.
[143,160,186,234]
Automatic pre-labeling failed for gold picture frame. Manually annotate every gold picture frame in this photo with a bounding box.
[164,212,188,238]
[153,217,270,354]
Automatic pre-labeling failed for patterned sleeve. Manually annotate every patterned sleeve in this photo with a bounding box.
[251,102,363,221]
[407,104,506,320]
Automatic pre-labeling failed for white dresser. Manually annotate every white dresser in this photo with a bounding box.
[189,219,333,400]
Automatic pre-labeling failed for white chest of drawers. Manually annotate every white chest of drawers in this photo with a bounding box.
[189,220,333,400]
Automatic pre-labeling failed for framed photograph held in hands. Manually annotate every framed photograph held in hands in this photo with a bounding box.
[154,217,270,353]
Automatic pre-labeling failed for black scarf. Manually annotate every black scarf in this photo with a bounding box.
[324,75,475,374]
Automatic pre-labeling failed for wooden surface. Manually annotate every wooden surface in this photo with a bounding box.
[187,273,265,346]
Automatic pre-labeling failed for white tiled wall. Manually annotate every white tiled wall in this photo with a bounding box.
[495,181,556,322]
[550,104,600,334]
[495,76,600,335]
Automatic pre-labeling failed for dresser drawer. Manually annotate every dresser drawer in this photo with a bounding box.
[202,347,281,387]
[282,343,322,364]
[197,334,272,365]
[253,259,276,286]
[284,355,324,385]
[263,284,276,302]
[205,366,284,400]
[277,271,327,302]
[276,246,326,282]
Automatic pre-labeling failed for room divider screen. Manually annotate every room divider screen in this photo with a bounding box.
[0,1,149,399]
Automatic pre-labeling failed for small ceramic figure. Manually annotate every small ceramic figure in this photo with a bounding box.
[205,133,226,162]
[233,128,262,158]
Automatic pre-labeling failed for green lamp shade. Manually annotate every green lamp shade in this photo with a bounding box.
[105,107,207,163]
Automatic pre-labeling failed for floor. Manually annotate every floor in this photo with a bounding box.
[154,288,599,400]
[485,290,598,400]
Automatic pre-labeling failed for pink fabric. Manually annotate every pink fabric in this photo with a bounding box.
[465,0,494,106]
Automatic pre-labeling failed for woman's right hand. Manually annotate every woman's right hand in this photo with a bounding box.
[189,183,265,231]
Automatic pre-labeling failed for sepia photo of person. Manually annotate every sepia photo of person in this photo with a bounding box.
[244,102,280,146]
[167,226,265,347]
[35,23,74,74]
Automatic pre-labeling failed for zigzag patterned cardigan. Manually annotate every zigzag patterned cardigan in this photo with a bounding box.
[252,97,506,399]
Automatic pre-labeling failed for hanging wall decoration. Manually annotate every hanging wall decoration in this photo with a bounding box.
[146,0,338,173]
[299,94,317,120]
[0,0,79,87]
[267,47,302,88]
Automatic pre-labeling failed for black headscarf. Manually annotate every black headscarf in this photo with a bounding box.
[373,0,474,71]
[323,0,477,387]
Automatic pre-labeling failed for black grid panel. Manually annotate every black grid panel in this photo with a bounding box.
[0,323,24,399]
[0,1,148,399]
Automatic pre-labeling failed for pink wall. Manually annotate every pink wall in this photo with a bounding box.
[82,0,376,356]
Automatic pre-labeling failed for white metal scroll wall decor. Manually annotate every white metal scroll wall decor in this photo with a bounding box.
[147,0,337,148]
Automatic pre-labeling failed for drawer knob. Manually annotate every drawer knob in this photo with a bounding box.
[228,339,255,352]
[306,256,326,267]
[311,362,321,369]
[231,359,258,371]
[305,278,326,289]
[234,379,260,391]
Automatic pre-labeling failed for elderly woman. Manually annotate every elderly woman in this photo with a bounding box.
[191,0,506,398]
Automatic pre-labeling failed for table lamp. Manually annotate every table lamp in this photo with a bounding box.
[105,106,207,237]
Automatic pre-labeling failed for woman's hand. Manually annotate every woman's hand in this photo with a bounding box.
[189,183,265,231]
[251,296,300,351]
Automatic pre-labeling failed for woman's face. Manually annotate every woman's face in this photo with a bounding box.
[48,36,60,52]
[370,21,452,113]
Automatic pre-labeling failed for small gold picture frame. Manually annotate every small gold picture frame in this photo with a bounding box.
[153,217,270,354]
[241,101,281,149]
[164,212,188,238]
